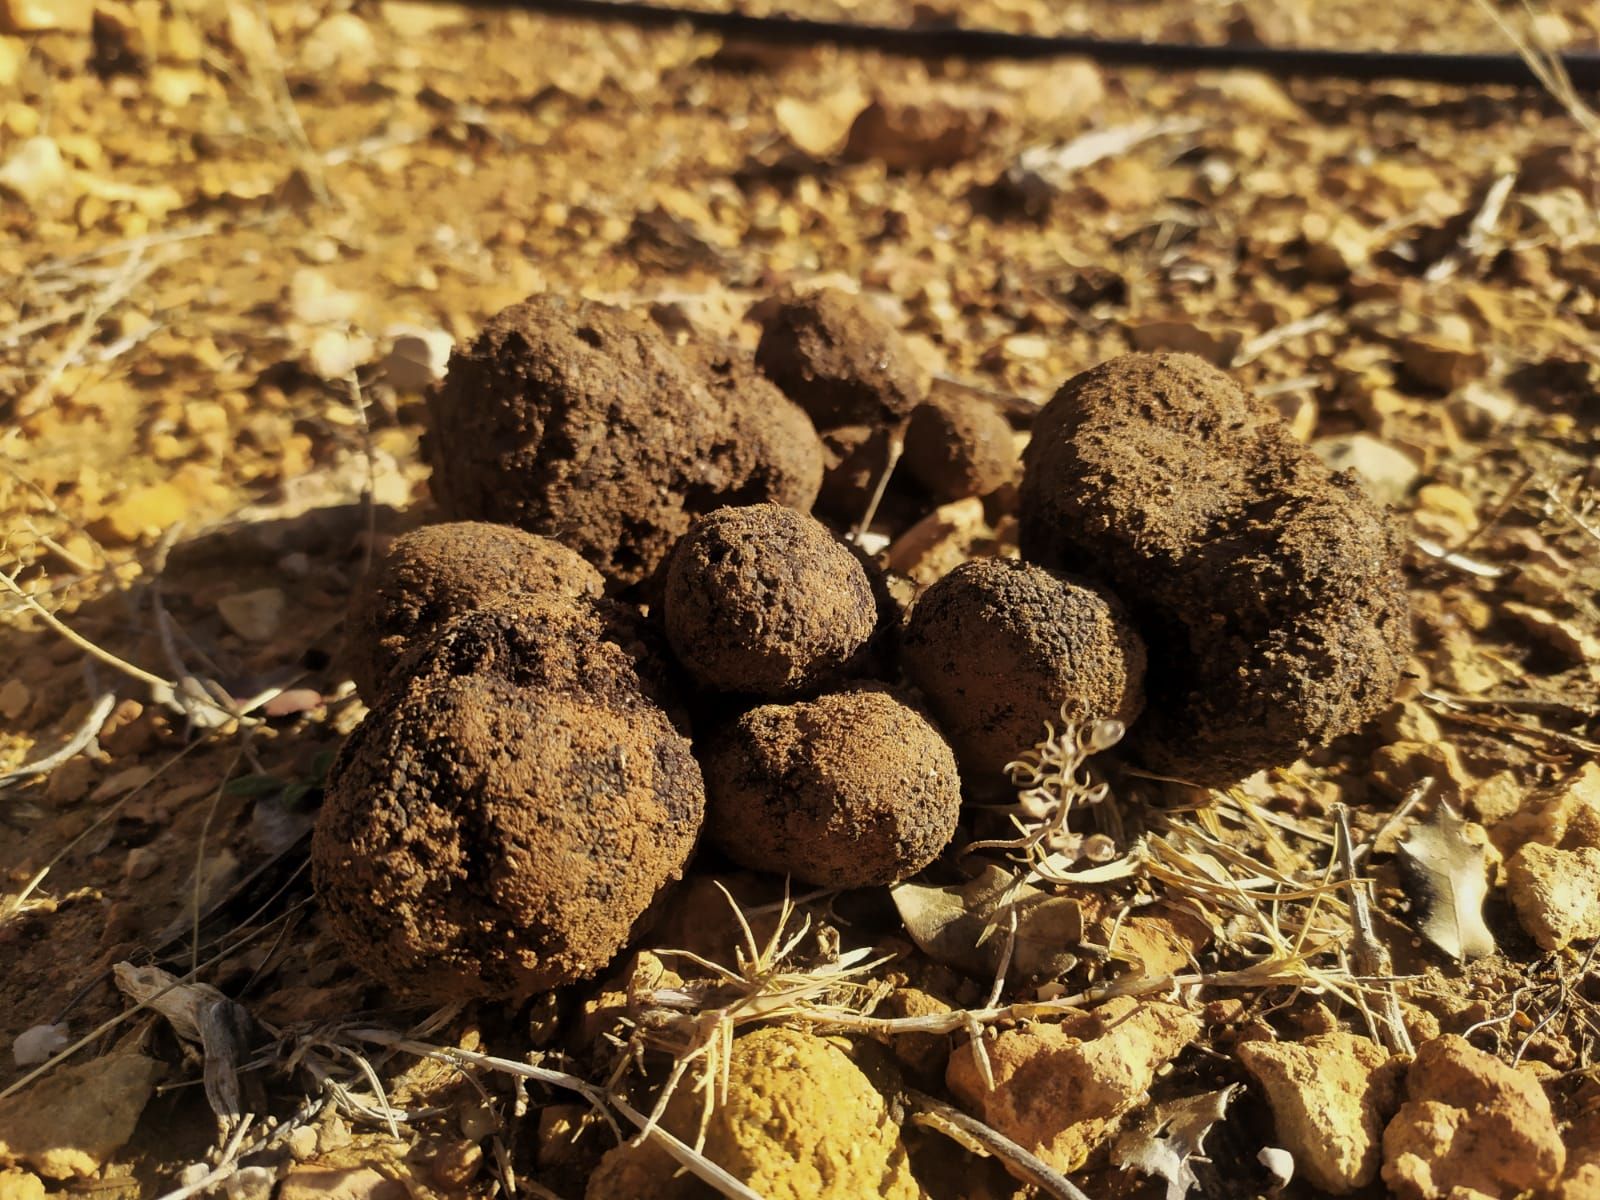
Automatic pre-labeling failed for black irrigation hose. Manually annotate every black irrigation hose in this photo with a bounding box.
[470,0,1600,89]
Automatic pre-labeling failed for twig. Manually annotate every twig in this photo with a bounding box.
[903,1089,1092,1200]
[0,688,115,792]
[1333,805,1413,1055]
[852,426,904,544]
[609,1092,769,1200]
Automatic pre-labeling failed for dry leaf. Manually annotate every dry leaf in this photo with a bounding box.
[1398,803,1496,961]
[890,864,1080,981]
[1113,1085,1238,1200]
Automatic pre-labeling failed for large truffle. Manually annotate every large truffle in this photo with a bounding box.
[1020,353,1409,785]
[425,296,821,587]
[702,686,961,888]
[754,288,923,431]
[344,520,604,703]
[900,558,1146,788]
[662,504,876,696]
[312,672,704,1003]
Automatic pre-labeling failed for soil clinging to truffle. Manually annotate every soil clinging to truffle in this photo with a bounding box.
[1019,352,1409,785]
[312,673,704,1003]
[754,288,923,431]
[344,520,604,703]
[900,558,1147,789]
[663,504,877,697]
[701,686,962,888]
[425,295,819,587]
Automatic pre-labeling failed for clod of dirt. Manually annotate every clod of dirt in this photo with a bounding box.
[1381,1034,1565,1200]
[701,686,961,888]
[662,504,877,696]
[344,520,604,702]
[312,672,704,1003]
[754,288,923,431]
[899,558,1147,789]
[0,1044,163,1180]
[1505,843,1600,950]
[902,391,1018,502]
[1020,352,1409,785]
[946,996,1201,1172]
[585,1027,921,1200]
[1238,1033,1400,1194]
[425,295,820,587]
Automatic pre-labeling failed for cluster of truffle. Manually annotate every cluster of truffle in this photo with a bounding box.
[313,286,1408,1005]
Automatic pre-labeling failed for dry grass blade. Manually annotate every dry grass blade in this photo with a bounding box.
[905,1089,1092,1200]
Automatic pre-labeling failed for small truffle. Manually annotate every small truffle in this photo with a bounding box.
[902,390,1019,501]
[425,295,820,587]
[1020,353,1409,785]
[663,504,877,696]
[899,558,1146,788]
[702,686,961,888]
[754,288,923,431]
[344,521,604,703]
[312,672,704,1002]
[690,344,825,512]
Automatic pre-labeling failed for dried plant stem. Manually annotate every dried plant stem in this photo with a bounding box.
[904,1089,1092,1200]
[1333,807,1414,1055]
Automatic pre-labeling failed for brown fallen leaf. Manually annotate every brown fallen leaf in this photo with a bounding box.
[1398,803,1496,961]
[891,864,1080,981]
[1112,1085,1238,1200]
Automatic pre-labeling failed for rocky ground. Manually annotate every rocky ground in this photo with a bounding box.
[1,0,1599,1197]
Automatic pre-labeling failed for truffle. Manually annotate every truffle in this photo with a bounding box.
[312,671,704,1002]
[902,390,1019,501]
[1019,352,1409,785]
[754,288,923,431]
[394,592,687,730]
[344,520,604,703]
[662,504,877,696]
[691,344,825,512]
[702,686,961,888]
[425,295,820,587]
[899,558,1146,788]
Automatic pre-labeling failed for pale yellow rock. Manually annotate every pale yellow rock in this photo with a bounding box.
[0,137,68,208]
[0,1046,162,1179]
[277,1167,407,1200]
[945,997,1201,1171]
[0,0,91,33]
[300,12,376,78]
[0,36,23,87]
[1505,843,1600,951]
[217,588,286,642]
[1239,1033,1399,1193]
[586,1028,922,1200]
[1382,1035,1564,1200]
[0,1170,44,1200]
[90,481,189,544]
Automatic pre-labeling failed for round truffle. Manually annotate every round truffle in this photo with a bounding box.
[903,391,1019,501]
[425,295,819,587]
[312,672,705,1002]
[754,288,923,431]
[1020,352,1409,785]
[900,559,1146,788]
[702,686,962,888]
[663,504,877,696]
[344,521,604,703]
